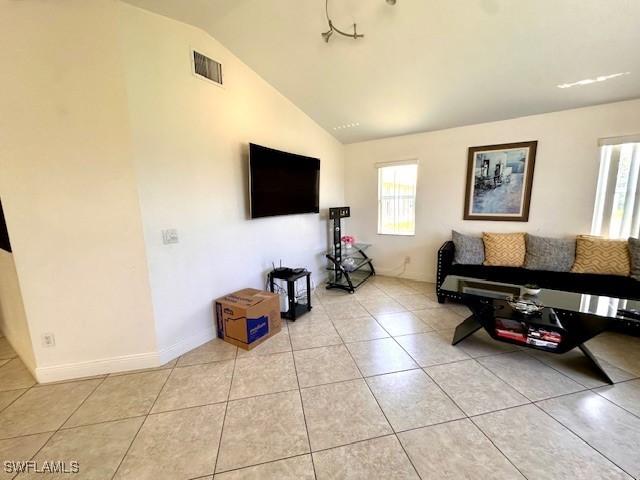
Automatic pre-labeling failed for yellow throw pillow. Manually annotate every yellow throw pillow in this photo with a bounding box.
[483,232,526,267]
[571,235,630,276]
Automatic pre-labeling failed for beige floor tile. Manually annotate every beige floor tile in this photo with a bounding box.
[214,455,314,480]
[404,282,437,296]
[217,390,309,472]
[294,345,361,388]
[331,316,389,342]
[177,339,237,367]
[445,303,472,317]
[152,361,234,413]
[115,404,225,480]
[395,332,471,368]
[315,289,353,304]
[324,300,370,320]
[478,352,584,401]
[42,373,109,386]
[313,435,419,480]
[0,359,36,392]
[412,308,466,331]
[346,338,418,376]
[353,284,388,301]
[236,330,291,357]
[230,352,297,400]
[586,332,640,376]
[64,370,170,428]
[527,348,636,388]
[369,276,401,288]
[301,379,391,451]
[399,278,436,290]
[374,311,433,336]
[0,338,17,360]
[23,418,143,480]
[0,380,101,439]
[473,404,630,480]
[426,359,529,416]
[0,389,26,412]
[538,391,640,478]
[456,329,521,358]
[376,284,418,297]
[398,419,524,480]
[394,294,441,311]
[109,359,177,377]
[289,320,343,350]
[366,369,464,431]
[360,297,407,317]
[0,433,52,480]
[595,379,640,417]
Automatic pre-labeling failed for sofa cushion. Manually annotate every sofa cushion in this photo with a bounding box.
[524,235,575,272]
[630,237,640,281]
[483,232,526,267]
[571,235,630,276]
[452,230,484,265]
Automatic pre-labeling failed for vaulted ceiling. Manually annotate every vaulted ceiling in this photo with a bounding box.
[124,0,640,143]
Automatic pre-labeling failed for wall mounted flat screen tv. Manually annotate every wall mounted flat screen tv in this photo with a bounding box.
[249,143,320,219]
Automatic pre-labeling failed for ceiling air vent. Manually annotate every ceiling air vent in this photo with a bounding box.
[193,50,223,86]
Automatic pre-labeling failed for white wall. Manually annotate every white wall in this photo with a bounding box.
[117,3,345,354]
[0,0,158,381]
[0,251,36,372]
[345,99,640,282]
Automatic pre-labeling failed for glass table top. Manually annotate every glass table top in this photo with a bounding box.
[441,275,640,321]
[327,243,372,258]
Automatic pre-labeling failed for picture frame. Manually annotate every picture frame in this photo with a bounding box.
[463,141,537,222]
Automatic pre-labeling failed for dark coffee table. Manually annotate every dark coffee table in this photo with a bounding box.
[441,275,640,385]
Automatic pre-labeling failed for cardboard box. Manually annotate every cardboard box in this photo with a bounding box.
[215,288,282,350]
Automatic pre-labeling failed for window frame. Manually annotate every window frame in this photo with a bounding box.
[376,159,419,236]
[591,137,640,239]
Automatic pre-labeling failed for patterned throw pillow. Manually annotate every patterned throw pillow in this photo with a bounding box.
[483,232,526,267]
[524,235,576,272]
[629,237,640,280]
[452,231,485,265]
[571,235,630,276]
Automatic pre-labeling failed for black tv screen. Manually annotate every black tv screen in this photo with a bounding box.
[249,143,320,219]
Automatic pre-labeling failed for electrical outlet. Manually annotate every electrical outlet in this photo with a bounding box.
[162,229,179,244]
[41,333,56,348]
[404,256,411,265]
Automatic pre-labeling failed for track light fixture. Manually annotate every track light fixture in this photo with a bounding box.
[321,0,397,43]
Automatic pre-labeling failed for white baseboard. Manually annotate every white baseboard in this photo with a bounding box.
[35,326,215,384]
[375,267,436,283]
[158,325,215,365]
[35,351,161,384]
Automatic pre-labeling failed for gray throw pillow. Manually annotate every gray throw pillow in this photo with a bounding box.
[452,230,485,265]
[630,237,640,280]
[525,234,576,272]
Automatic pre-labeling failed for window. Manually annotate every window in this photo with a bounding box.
[591,136,640,239]
[377,161,418,235]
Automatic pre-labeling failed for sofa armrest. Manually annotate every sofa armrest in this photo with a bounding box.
[436,241,455,302]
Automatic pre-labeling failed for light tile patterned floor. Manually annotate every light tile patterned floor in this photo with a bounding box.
[0,276,639,479]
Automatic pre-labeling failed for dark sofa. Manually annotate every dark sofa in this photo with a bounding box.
[436,241,640,304]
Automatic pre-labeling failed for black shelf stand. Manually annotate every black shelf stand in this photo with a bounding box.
[268,269,312,321]
[325,207,375,293]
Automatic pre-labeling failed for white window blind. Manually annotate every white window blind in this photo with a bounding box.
[591,139,640,239]
[377,162,418,235]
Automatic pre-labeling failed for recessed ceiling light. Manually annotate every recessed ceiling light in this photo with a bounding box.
[332,122,360,131]
[557,72,630,89]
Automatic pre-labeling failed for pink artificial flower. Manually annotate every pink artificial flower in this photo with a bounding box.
[341,235,355,245]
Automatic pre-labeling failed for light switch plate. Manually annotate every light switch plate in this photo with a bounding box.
[162,229,179,244]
